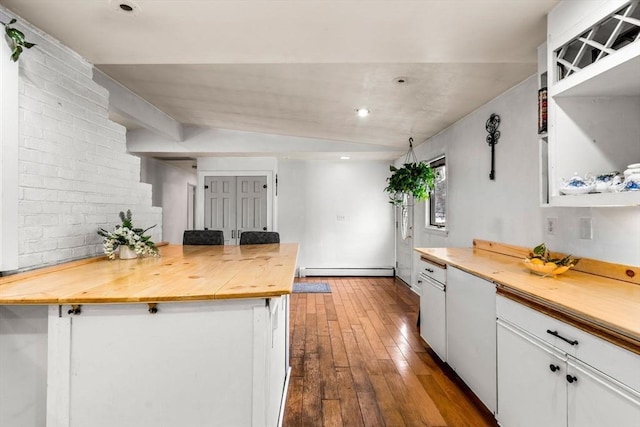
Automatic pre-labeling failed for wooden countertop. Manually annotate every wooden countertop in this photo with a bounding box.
[0,244,298,304]
[415,244,640,353]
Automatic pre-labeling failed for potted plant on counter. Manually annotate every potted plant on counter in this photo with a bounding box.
[98,210,159,260]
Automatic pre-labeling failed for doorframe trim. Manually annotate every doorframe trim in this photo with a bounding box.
[196,170,275,232]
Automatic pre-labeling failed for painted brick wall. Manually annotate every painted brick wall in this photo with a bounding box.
[10,12,162,270]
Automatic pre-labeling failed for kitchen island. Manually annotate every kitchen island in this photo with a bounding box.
[0,244,298,427]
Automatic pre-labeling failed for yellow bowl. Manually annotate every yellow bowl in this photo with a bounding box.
[523,259,571,276]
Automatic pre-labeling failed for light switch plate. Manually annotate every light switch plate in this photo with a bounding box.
[579,217,592,240]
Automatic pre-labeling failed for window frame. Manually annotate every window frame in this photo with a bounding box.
[425,155,447,233]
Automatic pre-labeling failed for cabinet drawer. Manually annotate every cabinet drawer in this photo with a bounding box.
[497,295,640,392]
[418,257,446,284]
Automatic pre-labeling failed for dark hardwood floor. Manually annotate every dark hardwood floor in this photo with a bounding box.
[283,277,497,427]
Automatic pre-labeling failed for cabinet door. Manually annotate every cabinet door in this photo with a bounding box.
[446,266,496,413]
[420,278,446,361]
[267,295,289,427]
[567,357,640,427]
[497,319,566,427]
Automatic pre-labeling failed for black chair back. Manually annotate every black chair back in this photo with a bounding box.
[239,231,280,245]
[183,230,224,245]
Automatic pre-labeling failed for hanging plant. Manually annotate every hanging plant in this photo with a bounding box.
[384,137,436,206]
[385,161,436,205]
[1,18,36,62]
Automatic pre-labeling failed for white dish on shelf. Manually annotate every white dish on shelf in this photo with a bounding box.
[560,185,594,195]
[592,171,622,193]
[559,174,595,195]
[624,168,640,178]
[627,163,640,169]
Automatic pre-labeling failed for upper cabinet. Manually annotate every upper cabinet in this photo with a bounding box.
[546,0,640,207]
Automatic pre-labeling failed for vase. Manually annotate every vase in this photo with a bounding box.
[118,246,137,260]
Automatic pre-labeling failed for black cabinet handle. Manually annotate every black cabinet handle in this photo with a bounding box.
[549,364,560,372]
[566,375,578,384]
[425,268,434,273]
[546,329,579,346]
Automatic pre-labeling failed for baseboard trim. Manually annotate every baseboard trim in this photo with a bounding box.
[299,267,395,277]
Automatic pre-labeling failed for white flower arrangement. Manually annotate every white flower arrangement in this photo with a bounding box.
[98,210,159,260]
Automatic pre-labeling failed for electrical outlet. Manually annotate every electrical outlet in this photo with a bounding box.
[579,217,592,240]
[546,217,557,235]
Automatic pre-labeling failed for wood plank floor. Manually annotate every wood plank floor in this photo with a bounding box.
[283,277,498,427]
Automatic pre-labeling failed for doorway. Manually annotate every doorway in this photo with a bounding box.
[395,202,413,287]
[187,183,196,231]
[204,176,268,244]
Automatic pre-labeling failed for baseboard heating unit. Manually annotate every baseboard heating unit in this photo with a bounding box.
[298,267,395,277]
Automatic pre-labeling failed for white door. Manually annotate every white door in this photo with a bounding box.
[420,278,446,361]
[497,319,566,427]
[204,176,237,244]
[395,201,413,286]
[237,176,268,237]
[446,266,497,413]
[567,357,640,427]
[187,184,196,230]
[204,176,268,244]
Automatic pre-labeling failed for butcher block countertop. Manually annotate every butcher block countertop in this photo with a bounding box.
[415,240,640,354]
[0,243,298,304]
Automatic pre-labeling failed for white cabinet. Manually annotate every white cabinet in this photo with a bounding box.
[446,266,496,413]
[545,0,640,207]
[497,295,640,427]
[567,357,640,427]
[497,319,567,427]
[47,297,289,427]
[418,258,446,361]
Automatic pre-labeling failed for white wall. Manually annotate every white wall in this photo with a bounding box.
[411,75,640,266]
[0,7,162,272]
[139,158,197,244]
[278,159,395,270]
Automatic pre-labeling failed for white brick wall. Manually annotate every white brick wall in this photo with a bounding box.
[9,12,162,270]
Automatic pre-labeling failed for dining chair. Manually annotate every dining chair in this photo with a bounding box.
[239,231,280,245]
[183,230,224,245]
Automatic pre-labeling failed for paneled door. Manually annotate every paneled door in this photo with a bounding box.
[395,200,413,288]
[204,176,268,244]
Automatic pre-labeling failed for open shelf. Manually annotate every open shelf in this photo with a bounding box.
[551,191,640,207]
[551,43,640,97]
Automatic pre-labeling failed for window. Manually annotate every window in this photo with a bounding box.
[428,156,446,228]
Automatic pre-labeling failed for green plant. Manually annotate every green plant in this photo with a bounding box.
[97,210,159,260]
[384,161,436,205]
[529,243,580,267]
[1,18,36,62]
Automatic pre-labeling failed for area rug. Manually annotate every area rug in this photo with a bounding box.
[292,282,331,293]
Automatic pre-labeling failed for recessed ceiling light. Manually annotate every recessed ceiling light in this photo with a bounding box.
[340,156,351,160]
[356,108,370,118]
[111,0,140,15]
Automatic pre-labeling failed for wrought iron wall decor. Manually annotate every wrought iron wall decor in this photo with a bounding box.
[485,113,501,180]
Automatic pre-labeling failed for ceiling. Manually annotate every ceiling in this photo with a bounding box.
[0,0,559,160]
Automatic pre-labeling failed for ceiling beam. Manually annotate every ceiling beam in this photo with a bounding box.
[93,68,183,142]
